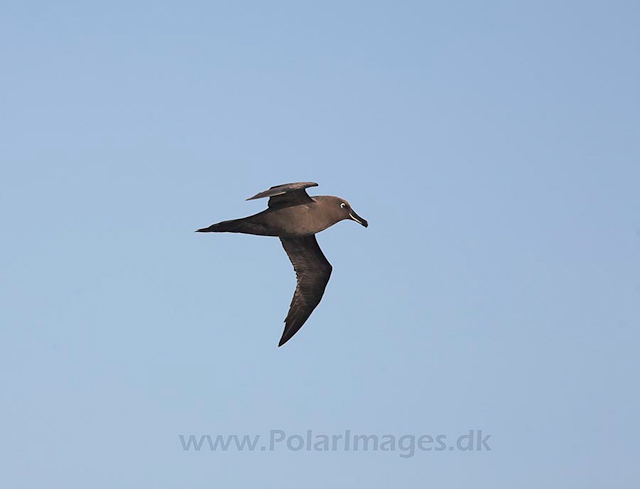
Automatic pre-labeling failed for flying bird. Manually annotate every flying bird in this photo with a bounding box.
[196,182,368,346]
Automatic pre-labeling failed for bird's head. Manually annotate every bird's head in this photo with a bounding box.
[332,198,368,228]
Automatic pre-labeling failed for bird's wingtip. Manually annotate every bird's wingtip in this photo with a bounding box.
[278,328,291,347]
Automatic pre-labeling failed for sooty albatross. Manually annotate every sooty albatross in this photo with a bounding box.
[196,182,368,346]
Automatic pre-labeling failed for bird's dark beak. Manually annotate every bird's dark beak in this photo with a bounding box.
[349,209,368,228]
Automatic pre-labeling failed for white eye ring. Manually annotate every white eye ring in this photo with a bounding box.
[340,203,346,208]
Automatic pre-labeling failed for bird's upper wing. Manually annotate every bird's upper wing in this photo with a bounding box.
[246,182,318,209]
[278,235,332,346]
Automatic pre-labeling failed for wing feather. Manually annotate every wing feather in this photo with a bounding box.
[246,182,318,208]
[278,235,332,346]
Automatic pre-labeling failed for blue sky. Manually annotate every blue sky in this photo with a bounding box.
[1,1,639,487]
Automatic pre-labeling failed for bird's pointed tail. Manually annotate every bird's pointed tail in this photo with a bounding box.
[195,217,270,235]
[195,219,244,233]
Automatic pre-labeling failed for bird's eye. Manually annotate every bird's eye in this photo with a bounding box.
[340,203,346,209]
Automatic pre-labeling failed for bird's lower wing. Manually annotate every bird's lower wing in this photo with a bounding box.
[278,235,332,346]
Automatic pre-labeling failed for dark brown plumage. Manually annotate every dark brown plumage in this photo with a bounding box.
[196,182,368,346]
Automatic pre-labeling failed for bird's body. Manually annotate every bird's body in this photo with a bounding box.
[201,196,350,237]
[196,182,368,346]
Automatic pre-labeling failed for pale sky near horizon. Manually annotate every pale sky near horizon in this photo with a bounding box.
[1,1,639,487]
